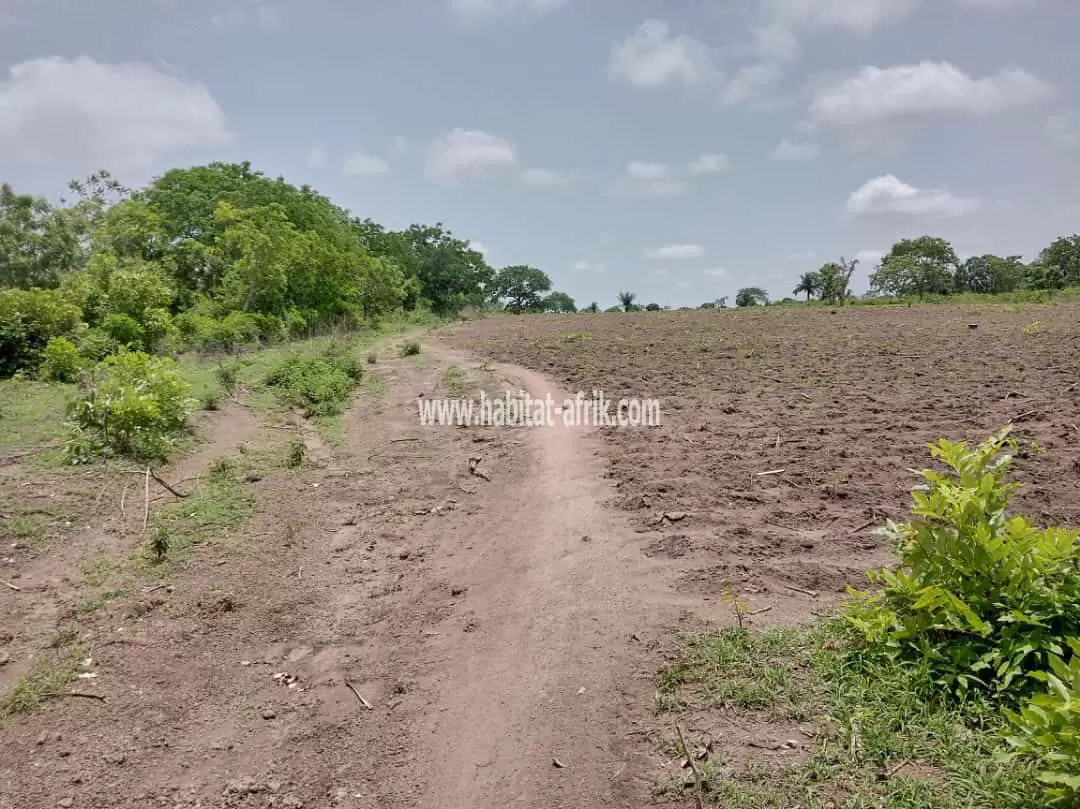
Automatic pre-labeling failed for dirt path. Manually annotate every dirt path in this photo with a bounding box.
[1,336,696,809]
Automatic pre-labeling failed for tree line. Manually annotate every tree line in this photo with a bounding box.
[0,162,577,377]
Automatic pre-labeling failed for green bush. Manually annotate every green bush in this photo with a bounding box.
[284,309,308,339]
[40,337,84,383]
[100,312,144,347]
[67,350,195,462]
[265,347,362,417]
[845,428,1080,700]
[75,327,119,362]
[0,288,83,377]
[1000,638,1080,804]
[400,340,421,357]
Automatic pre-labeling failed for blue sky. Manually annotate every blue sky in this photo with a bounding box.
[1,0,1077,307]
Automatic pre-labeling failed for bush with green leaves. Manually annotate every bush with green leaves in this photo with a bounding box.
[846,428,1080,699]
[1000,638,1080,803]
[67,350,195,462]
[0,287,83,377]
[40,336,84,382]
[264,346,363,417]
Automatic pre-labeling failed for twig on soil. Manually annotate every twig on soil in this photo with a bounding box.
[886,757,913,778]
[391,437,421,443]
[674,723,705,809]
[143,583,167,594]
[783,583,819,598]
[344,680,373,710]
[1,579,20,592]
[755,468,786,476]
[41,691,107,703]
[142,468,150,532]
[748,605,773,616]
[848,519,877,536]
[469,456,491,482]
[1011,410,1039,423]
[797,392,813,401]
[119,483,128,521]
[148,468,188,499]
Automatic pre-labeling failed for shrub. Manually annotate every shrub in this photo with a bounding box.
[284,309,308,339]
[845,428,1080,700]
[75,328,119,362]
[100,312,143,347]
[1000,638,1080,804]
[400,340,421,357]
[0,288,83,377]
[41,337,84,383]
[67,350,195,462]
[265,347,362,417]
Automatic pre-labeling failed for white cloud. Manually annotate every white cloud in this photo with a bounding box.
[674,280,692,290]
[1046,114,1080,148]
[0,56,230,171]
[649,267,671,278]
[522,167,571,187]
[618,161,685,197]
[425,128,517,183]
[784,249,816,261]
[847,174,980,217]
[210,4,282,29]
[810,61,1052,129]
[772,138,820,160]
[469,241,490,258]
[343,150,390,176]
[391,135,408,156]
[703,268,727,276]
[573,260,605,272]
[627,161,670,180]
[689,153,728,173]
[645,243,705,260]
[609,20,718,89]
[306,143,328,168]
[764,0,922,35]
[450,0,566,20]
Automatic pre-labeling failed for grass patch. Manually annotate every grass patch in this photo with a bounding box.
[657,622,1042,808]
[0,645,88,726]
[264,343,363,418]
[442,365,471,398]
[144,457,256,568]
[400,340,421,357]
[365,371,389,396]
[0,513,49,545]
[0,378,73,452]
[74,588,128,615]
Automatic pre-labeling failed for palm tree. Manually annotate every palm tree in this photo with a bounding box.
[793,271,822,301]
[617,291,637,312]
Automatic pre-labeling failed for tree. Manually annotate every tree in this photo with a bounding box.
[0,184,84,289]
[491,265,552,313]
[645,302,661,311]
[699,301,716,309]
[956,254,1025,294]
[871,236,958,298]
[542,291,576,313]
[1037,235,1080,289]
[718,296,728,308]
[617,291,637,312]
[604,305,622,313]
[583,301,599,313]
[735,287,768,307]
[793,271,822,301]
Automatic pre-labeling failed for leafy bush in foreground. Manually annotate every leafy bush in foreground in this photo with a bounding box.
[264,345,362,417]
[845,428,1080,804]
[41,337,84,382]
[67,350,194,462]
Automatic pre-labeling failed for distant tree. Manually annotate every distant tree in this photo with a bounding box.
[491,265,552,313]
[871,236,958,298]
[699,301,716,310]
[617,290,637,312]
[956,254,1025,294]
[718,296,728,308]
[1037,234,1080,288]
[645,302,661,311]
[793,271,822,301]
[604,305,622,313]
[541,290,576,313]
[735,286,768,307]
[583,301,599,313]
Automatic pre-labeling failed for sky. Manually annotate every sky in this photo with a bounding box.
[0,0,1078,307]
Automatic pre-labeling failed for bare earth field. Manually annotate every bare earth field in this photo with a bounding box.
[1,304,1078,809]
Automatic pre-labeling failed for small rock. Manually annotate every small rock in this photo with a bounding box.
[0,650,9,666]
[800,540,815,550]
[664,512,688,522]
[398,550,410,560]
[784,739,800,749]
[580,535,592,542]
[261,708,277,720]
[59,798,74,808]
[450,585,467,597]
[36,731,48,746]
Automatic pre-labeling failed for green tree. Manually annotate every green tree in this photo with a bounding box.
[735,287,768,307]
[1037,234,1080,289]
[617,291,637,312]
[542,291,576,313]
[583,301,599,313]
[645,302,661,311]
[491,265,552,313]
[872,236,958,298]
[0,184,84,289]
[956,254,1025,294]
[793,270,822,301]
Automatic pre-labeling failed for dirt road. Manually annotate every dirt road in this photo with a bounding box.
[1,336,698,808]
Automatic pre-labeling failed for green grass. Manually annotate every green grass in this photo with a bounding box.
[442,365,471,398]
[0,645,88,726]
[0,513,49,545]
[365,371,389,396]
[657,622,1042,809]
[144,456,256,568]
[0,378,73,452]
[74,588,129,615]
